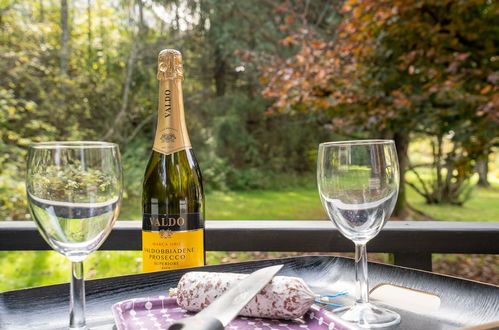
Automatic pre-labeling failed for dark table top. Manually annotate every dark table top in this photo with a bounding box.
[0,255,498,330]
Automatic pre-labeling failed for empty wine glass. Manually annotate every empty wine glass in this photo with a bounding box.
[26,142,122,330]
[317,140,400,328]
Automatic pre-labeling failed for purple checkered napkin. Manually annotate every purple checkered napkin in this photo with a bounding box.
[112,296,358,330]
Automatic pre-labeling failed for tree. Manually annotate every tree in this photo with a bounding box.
[60,0,69,77]
[263,0,499,214]
[476,157,490,187]
[0,0,132,219]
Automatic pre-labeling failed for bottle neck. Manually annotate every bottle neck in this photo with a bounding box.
[153,78,191,155]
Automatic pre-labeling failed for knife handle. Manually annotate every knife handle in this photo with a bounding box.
[168,316,225,330]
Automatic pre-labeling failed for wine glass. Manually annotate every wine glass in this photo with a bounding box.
[317,140,400,328]
[26,142,122,330]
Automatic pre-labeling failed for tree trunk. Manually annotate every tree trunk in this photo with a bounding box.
[214,46,226,96]
[393,132,410,219]
[60,0,69,77]
[87,0,92,67]
[102,0,144,141]
[437,135,445,202]
[175,0,180,32]
[476,157,490,187]
[102,36,137,141]
[138,0,145,30]
[39,0,44,22]
[96,0,109,74]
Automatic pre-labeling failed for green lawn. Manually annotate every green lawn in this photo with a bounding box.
[407,182,499,222]
[1,183,498,292]
[208,190,326,220]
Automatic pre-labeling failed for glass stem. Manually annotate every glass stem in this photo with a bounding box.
[354,243,369,304]
[70,261,86,329]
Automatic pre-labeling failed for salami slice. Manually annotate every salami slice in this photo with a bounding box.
[173,271,318,320]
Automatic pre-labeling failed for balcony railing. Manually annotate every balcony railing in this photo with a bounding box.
[1,220,498,271]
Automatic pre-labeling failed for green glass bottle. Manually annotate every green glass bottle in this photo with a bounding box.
[142,49,205,272]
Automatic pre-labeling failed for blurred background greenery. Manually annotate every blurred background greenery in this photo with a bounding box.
[0,0,498,290]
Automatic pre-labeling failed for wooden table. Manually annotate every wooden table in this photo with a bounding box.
[0,256,498,329]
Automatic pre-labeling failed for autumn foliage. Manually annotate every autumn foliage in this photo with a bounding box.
[262,0,499,207]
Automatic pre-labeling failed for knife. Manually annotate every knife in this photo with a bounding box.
[168,264,283,330]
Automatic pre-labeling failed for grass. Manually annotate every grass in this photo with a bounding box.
[206,190,326,220]
[1,182,498,292]
[407,180,499,222]
[0,250,142,291]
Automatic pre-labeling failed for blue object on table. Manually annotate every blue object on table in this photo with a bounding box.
[315,291,349,308]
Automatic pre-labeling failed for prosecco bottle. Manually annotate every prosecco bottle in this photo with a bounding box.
[142,49,205,272]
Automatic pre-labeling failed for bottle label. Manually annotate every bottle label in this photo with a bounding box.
[142,213,204,272]
[153,79,191,155]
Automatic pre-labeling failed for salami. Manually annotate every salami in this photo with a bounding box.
[172,271,318,320]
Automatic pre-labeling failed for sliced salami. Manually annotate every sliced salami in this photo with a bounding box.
[173,271,318,320]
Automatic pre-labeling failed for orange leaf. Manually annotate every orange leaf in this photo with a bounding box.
[284,15,295,25]
[281,35,296,45]
[311,41,326,49]
[480,86,492,94]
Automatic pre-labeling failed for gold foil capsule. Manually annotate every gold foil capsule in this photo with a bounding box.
[157,49,184,80]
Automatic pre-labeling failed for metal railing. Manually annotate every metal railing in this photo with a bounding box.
[1,220,498,271]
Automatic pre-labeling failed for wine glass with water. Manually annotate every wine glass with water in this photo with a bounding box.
[26,142,122,330]
[317,140,400,328]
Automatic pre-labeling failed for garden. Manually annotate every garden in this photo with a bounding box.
[0,0,498,291]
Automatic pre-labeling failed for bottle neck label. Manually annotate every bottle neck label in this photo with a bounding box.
[153,79,191,155]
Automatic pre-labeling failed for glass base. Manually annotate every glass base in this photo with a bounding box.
[334,303,400,329]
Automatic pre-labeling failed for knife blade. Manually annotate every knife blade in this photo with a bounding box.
[168,264,283,330]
